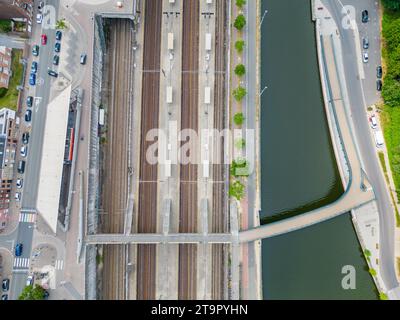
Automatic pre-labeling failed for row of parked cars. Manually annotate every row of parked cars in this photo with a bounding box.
[29,30,62,86]
[361,9,383,92]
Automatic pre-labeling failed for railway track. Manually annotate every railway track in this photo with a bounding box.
[211,0,228,300]
[179,0,200,300]
[101,19,134,300]
[136,0,163,300]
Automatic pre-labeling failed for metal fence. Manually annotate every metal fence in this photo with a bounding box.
[85,14,106,301]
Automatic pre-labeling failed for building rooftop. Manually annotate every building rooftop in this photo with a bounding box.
[36,86,71,233]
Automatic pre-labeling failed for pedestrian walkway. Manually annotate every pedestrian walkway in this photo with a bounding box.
[55,259,64,270]
[13,257,30,269]
[19,213,36,223]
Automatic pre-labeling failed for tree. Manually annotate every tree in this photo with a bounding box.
[379,292,389,300]
[230,158,249,177]
[363,249,371,257]
[229,180,245,200]
[233,86,247,101]
[236,0,246,8]
[234,64,246,77]
[19,285,46,300]
[383,0,400,10]
[234,14,246,31]
[56,18,67,30]
[235,39,245,53]
[368,268,377,277]
[234,112,245,126]
[382,78,400,106]
[235,138,246,149]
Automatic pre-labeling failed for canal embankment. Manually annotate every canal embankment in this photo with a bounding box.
[314,0,384,296]
[260,0,377,299]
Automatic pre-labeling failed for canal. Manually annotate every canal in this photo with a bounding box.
[259,0,378,299]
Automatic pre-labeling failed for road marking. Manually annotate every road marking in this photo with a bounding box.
[19,213,36,223]
[55,259,64,270]
[13,257,30,269]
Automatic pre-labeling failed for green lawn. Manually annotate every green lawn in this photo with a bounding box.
[381,4,400,207]
[0,49,23,111]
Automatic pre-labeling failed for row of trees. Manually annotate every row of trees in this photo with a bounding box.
[383,0,400,10]
[230,0,248,200]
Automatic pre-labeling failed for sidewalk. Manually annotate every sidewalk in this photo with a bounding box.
[230,0,261,300]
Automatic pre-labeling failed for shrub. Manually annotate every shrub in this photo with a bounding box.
[234,64,246,76]
[235,138,246,149]
[234,112,245,126]
[234,14,246,31]
[236,0,246,8]
[235,40,245,53]
[233,86,247,101]
[229,180,245,200]
[230,158,249,177]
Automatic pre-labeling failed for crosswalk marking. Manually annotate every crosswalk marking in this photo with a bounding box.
[19,213,36,223]
[55,259,64,270]
[13,257,30,269]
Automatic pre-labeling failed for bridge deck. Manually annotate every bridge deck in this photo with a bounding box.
[239,33,375,242]
[85,233,234,244]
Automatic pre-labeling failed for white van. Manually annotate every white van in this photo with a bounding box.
[374,130,384,148]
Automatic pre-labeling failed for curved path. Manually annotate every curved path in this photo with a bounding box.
[239,32,375,242]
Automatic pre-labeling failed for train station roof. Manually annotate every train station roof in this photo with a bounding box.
[36,85,71,233]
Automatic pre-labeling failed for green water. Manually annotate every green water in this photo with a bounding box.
[259,0,378,299]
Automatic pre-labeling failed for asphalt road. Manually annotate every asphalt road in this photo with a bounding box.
[22,0,60,209]
[244,0,258,300]
[8,0,61,299]
[9,222,35,300]
[323,0,399,290]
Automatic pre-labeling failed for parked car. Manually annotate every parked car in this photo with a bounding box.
[41,34,47,45]
[80,53,87,65]
[25,109,32,122]
[20,146,27,157]
[48,69,58,77]
[371,115,377,129]
[17,160,25,174]
[377,79,382,91]
[363,52,369,63]
[15,243,23,257]
[377,66,383,78]
[22,132,29,145]
[26,275,34,286]
[362,10,369,23]
[54,42,61,53]
[53,55,59,66]
[32,45,39,56]
[16,178,23,189]
[31,61,38,74]
[15,192,21,202]
[26,96,33,108]
[1,294,7,300]
[36,13,43,24]
[2,279,9,292]
[362,37,369,49]
[55,30,62,41]
[29,73,36,86]
[38,1,44,12]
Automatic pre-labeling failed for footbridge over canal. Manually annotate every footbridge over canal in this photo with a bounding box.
[84,34,374,246]
[240,33,375,242]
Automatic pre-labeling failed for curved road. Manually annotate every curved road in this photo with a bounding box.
[322,0,399,292]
